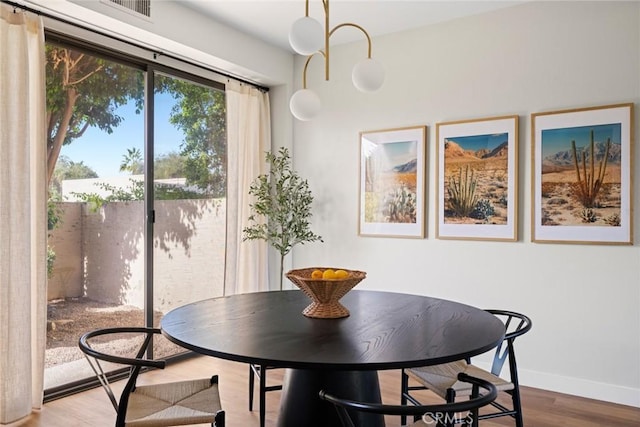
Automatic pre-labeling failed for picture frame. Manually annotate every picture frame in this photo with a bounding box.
[358,126,427,238]
[436,115,519,241]
[531,103,633,244]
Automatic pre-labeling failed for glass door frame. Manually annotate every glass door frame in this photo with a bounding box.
[43,35,226,401]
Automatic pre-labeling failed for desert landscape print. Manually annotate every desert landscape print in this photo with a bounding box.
[363,139,418,224]
[540,123,622,227]
[443,132,509,224]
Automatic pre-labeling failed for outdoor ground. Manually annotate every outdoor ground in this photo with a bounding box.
[540,165,622,226]
[443,157,509,225]
[46,297,163,368]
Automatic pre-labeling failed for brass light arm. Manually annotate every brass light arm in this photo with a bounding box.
[322,22,373,81]
[323,0,330,80]
[302,50,327,89]
[290,0,383,120]
[330,23,373,58]
[300,0,373,80]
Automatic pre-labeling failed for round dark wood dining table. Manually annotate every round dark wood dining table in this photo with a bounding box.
[160,290,505,427]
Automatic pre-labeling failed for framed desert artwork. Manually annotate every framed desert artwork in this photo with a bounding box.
[531,103,633,244]
[436,115,518,241]
[358,126,426,238]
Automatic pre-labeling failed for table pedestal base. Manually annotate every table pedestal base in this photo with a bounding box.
[277,368,384,427]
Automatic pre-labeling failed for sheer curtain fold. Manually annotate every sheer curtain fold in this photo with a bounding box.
[225,80,271,295]
[0,4,47,424]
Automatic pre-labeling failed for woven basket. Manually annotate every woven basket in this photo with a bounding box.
[286,268,366,319]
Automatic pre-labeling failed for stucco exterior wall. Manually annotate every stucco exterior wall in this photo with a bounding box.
[48,199,225,313]
[47,203,83,300]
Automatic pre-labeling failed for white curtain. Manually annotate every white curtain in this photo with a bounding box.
[0,4,47,424]
[224,80,271,295]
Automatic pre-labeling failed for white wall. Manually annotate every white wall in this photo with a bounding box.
[291,1,640,407]
[29,0,292,86]
[28,0,639,408]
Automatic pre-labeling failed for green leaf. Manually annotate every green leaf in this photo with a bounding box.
[242,148,323,288]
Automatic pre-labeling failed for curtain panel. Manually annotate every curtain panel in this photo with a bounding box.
[224,81,271,295]
[0,4,47,424]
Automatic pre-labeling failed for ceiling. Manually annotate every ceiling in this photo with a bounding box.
[179,1,526,53]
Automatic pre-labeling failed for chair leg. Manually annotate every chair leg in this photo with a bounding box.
[512,386,524,427]
[400,369,408,405]
[259,365,267,427]
[469,384,479,427]
[249,364,257,411]
[400,369,408,426]
[250,364,282,427]
[249,364,269,427]
[213,410,225,427]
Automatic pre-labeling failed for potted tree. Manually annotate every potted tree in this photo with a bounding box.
[243,147,322,290]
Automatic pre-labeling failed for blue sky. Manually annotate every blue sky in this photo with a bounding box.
[447,132,507,151]
[378,140,417,168]
[60,92,184,178]
[541,123,621,157]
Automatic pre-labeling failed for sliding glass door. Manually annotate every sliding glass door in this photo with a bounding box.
[44,40,226,395]
[151,73,226,358]
[45,43,147,390]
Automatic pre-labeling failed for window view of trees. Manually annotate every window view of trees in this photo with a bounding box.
[155,75,227,197]
[50,156,98,196]
[47,69,227,207]
[46,45,144,185]
[44,42,227,393]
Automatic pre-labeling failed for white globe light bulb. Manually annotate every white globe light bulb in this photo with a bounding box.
[352,58,385,93]
[290,89,321,121]
[289,16,324,55]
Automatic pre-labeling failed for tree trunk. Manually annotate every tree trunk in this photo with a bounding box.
[47,88,79,183]
[279,253,285,291]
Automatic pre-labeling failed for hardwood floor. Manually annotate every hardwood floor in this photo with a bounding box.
[6,356,640,426]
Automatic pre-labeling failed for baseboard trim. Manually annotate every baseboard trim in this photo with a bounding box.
[519,367,639,408]
[470,360,639,408]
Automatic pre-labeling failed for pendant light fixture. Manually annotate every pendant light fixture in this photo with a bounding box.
[289,0,385,121]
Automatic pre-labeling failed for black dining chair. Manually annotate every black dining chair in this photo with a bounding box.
[401,310,532,427]
[79,327,226,427]
[320,372,498,427]
[248,364,282,427]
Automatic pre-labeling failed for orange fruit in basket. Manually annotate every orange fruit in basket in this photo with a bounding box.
[311,269,323,279]
[335,269,349,279]
[322,269,337,279]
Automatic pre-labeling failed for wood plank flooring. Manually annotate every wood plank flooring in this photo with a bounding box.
[6,355,640,426]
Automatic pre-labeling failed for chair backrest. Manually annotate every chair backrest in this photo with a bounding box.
[320,373,498,427]
[78,327,166,416]
[485,310,532,381]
